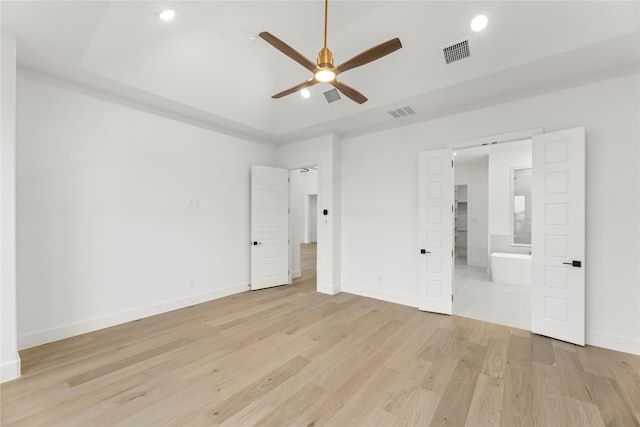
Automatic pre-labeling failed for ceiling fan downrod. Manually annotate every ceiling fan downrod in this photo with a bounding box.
[317,0,334,68]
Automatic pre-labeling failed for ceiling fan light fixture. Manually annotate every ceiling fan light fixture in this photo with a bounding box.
[315,69,336,82]
[301,88,311,98]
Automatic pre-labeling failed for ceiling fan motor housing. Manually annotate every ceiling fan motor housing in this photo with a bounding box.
[317,47,334,67]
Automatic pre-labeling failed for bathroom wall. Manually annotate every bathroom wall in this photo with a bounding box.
[488,140,532,255]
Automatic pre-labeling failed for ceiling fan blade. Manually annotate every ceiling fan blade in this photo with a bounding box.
[331,80,368,104]
[272,79,319,99]
[259,32,317,73]
[336,38,402,74]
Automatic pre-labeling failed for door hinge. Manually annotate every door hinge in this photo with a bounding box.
[451,160,454,167]
[451,205,454,212]
[452,294,454,302]
[452,250,454,257]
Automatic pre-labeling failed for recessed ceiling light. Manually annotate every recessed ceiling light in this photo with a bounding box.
[301,89,310,99]
[159,9,176,22]
[471,15,488,32]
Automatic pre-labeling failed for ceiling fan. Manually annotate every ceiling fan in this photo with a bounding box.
[259,0,402,104]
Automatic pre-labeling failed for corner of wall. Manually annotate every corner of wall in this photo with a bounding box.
[317,283,341,295]
[1,358,21,383]
[1,35,21,383]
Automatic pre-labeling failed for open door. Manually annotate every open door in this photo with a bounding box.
[251,165,290,290]
[532,127,585,345]
[418,149,454,314]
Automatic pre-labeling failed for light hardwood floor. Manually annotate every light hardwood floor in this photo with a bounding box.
[2,245,639,426]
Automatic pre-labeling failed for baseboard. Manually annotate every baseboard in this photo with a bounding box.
[341,283,416,308]
[18,283,249,350]
[292,269,302,279]
[586,329,640,355]
[317,282,340,295]
[1,356,21,383]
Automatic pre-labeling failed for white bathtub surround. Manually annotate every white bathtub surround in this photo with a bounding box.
[490,252,532,287]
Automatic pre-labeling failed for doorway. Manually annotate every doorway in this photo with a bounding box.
[290,167,318,284]
[452,140,532,330]
[419,127,586,345]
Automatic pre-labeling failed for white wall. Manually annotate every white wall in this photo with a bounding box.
[309,195,317,243]
[1,36,21,382]
[341,72,640,354]
[6,61,639,379]
[289,168,317,278]
[15,73,278,349]
[455,158,489,267]
[278,135,341,295]
[488,140,532,236]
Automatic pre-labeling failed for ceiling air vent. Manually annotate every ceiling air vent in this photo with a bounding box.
[388,106,416,119]
[443,39,470,64]
[323,88,342,104]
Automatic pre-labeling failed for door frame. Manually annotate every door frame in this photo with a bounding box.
[288,165,320,283]
[444,127,586,345]
[421,129,543,315]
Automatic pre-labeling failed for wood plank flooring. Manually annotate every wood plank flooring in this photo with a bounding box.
[2,244,639,426]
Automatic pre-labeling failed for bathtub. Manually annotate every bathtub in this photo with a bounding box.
[490,252,531,287]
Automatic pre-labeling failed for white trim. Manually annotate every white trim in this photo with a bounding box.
[449,128,543,150]
[292,269,302,279]
[17,283,249,350]
[317,283,340,295]
[342,283,415,308]
[1,357,21,383]
[586,329,640,356]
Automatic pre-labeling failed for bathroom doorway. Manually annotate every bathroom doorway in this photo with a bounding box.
[452,140,532,330]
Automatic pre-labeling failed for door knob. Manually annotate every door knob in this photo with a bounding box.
[562,260,582,267]
[420,249,431,254]
[252,241,262,246]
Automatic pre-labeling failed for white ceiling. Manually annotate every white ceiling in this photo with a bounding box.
[2,1,639,144]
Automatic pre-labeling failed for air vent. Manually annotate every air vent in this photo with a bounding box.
[443,40,470,64]
[387,106,416,119]
[323,88,342,103]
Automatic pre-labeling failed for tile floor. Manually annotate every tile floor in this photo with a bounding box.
[453,257,531,331]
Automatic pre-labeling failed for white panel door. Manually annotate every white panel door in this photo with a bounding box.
[532,128,585,345]
[418,149,454,314]
[251,165,290,290]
